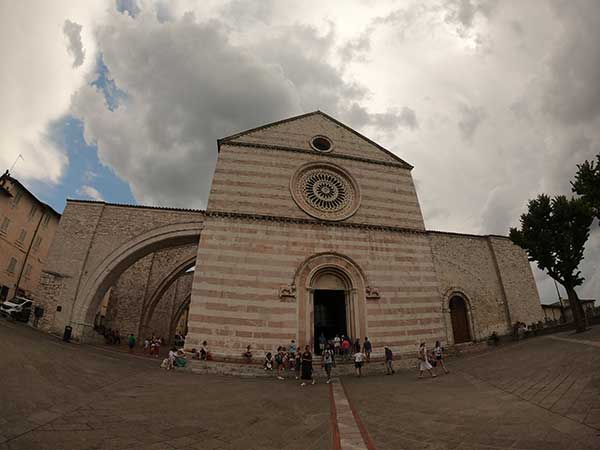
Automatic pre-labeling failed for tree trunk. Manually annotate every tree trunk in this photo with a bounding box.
[565,285,586,333]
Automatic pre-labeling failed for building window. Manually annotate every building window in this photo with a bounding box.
[12,190,22,208]
[28,205,37,221]
[0,217,9,233]
[24,264,32,279]
[42,213,50,228]
[7,257,17,273]
[32,236,42,252]
[17,229,27,244]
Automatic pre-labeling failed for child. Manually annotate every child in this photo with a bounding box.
[275,347,286,380]
[322,344,336,383]
[264,352,274,371]
[384,346,395,375]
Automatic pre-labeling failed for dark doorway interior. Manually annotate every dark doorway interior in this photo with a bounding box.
[450,296,471,343]
[314,289,346,354]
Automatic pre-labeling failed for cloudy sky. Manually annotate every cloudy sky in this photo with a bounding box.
[2,0,599,303]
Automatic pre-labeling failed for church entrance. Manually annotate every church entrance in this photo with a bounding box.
[313,289,347,355]
[450,295,471,343]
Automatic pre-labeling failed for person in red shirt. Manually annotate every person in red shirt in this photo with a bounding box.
[341,337,351,360]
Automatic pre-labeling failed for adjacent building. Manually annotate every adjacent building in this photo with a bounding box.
[0,170,60,304]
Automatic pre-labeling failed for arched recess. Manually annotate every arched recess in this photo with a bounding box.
[169,292,191,341]
[442,287,475,344]
[139,255,196,336]
[293,252,367,348]
[71,222,203,340]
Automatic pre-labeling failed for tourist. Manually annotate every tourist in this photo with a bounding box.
[200,340,209,360]
[264,352,274,371]
[300,345,315,386]
[114,330,121,345]
[174,349,188,368]
[333,334,341,355]
[276,347,286,380]
[243,345,253,363]
[322,344,336,383]
[151,337,160,357]
[318,332,326,354]
[433,341,449,374]
[341,337,351,360]
[167,347,177,370]
[353,338,361,354]
[417,342,436,379]
[353,348,366,377]
[127,333,136,353]
[384,346,395,375]
[143,337,150,353]
[289,339,297,355]
[363,337,372,363]
[294,349,302,379]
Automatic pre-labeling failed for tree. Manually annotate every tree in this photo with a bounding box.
[509,194,593,332]
[572,153,600,222]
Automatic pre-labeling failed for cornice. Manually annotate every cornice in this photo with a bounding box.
[221,141,413,170]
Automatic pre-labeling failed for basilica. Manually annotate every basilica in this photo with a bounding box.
[38,111,544,358]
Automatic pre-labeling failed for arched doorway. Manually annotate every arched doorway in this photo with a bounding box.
[312,271,348,354]
[294,253,367,352]
[449,295,471,343]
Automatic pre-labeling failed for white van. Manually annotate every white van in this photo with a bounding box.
[0,296,33,321]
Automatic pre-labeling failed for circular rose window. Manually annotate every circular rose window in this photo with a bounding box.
[290,162,361,221]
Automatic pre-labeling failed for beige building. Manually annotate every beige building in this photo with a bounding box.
[37,112,544,357]
[0,171,60,304]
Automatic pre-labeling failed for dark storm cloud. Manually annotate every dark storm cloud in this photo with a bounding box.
[63,19,85,67]
[543,0,600,125]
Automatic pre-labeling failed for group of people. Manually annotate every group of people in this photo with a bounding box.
[324,334,373,362]
[417,341,449,378]
[143,335,165,357]
[162,347,188,370]
[260,337,382,385]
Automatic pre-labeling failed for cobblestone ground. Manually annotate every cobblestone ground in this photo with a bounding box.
[0,319,330,450]
[2,318,600,450]
[343,327,600,450]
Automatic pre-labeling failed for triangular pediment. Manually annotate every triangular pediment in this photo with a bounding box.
[218,111,412,168]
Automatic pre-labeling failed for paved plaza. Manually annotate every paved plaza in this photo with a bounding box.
[1,319,599,450]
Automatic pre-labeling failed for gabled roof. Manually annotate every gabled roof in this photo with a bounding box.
[217,110,413,169]
[0,170,61,217]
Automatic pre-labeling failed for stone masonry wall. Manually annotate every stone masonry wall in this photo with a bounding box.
[38,200,203,337]
[188,215,444,358]
[428,232,509,341]
[489,237,544,325]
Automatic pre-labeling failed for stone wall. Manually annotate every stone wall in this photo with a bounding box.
[188,214,444,358]
[429,232,543,342]
[488,237,544,325]
[37,200,203,339]
[210,116,425,231]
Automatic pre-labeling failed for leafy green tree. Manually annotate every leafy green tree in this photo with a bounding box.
[509,195,592,332]
[572,153,600,222]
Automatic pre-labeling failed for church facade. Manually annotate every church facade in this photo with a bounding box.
[184,111,543,357]
[37,111,543,358]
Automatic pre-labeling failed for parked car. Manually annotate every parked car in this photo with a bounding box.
[0,296,33,322]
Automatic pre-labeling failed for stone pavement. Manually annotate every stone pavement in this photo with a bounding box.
[1,318,600,450]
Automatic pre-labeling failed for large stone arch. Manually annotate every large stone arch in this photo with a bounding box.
[72,222,203,340]
[293,252,368,347]
[139,254,196,336]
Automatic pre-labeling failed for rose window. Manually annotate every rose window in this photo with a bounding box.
[290,163,361,221]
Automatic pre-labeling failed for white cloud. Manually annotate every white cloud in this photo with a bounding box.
[0,1,106,184]
[77,184,104,201]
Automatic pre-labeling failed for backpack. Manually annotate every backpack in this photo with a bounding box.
[275,353,283,364]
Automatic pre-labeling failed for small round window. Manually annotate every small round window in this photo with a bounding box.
[310,135,333,153]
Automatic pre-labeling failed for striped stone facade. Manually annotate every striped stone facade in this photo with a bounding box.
[186,112,543,358]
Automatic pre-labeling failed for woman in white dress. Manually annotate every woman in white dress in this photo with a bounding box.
[418,342,436,379]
